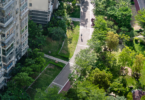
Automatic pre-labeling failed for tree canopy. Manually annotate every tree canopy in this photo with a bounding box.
[89,68,113,89]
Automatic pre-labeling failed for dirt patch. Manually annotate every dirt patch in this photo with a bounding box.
[125,67,132,76]
[131,5,142,30]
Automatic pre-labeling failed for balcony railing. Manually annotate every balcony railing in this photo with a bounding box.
[2,46,14,56]
[0,16,13,27]
[0,22,14,34]
[0,0,13,10]
[2,51,14,63]
[3,61,13,72]
[2,32,15,44]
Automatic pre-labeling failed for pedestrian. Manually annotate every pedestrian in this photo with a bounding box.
[81,34,82,37]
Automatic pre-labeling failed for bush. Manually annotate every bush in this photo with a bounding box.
[48,27,66,40]
[141,95,145,100]
[127,92,133,100]
[131,1,134,5]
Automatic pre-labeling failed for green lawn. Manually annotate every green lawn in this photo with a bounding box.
[59,22,80,58]
[42,37,63,57]
[68,6,80,18]
[26,64,62,100]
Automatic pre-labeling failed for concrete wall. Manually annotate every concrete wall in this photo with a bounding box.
[28,0,49,12]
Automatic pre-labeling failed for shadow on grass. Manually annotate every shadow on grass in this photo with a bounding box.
[58,22,80,59]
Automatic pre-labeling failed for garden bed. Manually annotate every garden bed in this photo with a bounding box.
[26,64,62,100]
[68,6,80,18]
[59,22,80,58]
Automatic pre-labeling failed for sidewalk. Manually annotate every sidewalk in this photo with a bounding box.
[46,0,94,93]
[44,54,68,64]
[57,16,80,22]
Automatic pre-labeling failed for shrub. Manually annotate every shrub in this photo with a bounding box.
[141,95,145,100]
[127,92,133,100]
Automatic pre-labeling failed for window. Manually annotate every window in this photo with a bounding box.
[29,3,32,7]
[16,24,18,29]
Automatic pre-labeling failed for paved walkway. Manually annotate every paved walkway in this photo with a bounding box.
[70,17,81,21]
[46,0,95,93]
[44,54,68,64]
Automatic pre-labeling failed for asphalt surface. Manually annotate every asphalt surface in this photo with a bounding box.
[46,0,95,93]
[136,0,145,9]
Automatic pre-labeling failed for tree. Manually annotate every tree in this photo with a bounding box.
[108,82,126,96]
[34,86,65,100]
[141,95,145,100]
[48,27,65,40]
[93,0,116,16]
[21,67,34,76]
[28,20,46,49]
[119,46,135,67]
[127,92,133,100]
[72,0,77,7]
[76,81,106,100]
[0,81,30,100]
[13,72,34,87]
[133,54,145,80]
[133,54,145,73]
[106,31,119,52]
[135,8,145,29]
[89,68,112,89]
[74,48,97,76]
[88,16,108,52]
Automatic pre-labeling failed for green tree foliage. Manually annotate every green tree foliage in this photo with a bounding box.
[133,54,145,73]
[0,88,30,100]
[76,81,106,100]
[106,0,132,28]
[48,27,65,40]
[13,72,34,87]
[127,92,133,100]
[106,96,126,100]
[93,0,116,16]
[28,20,46,49]
[24,49,45,73]
[106,31,119,52]
[88,16,108,52]
[74,48,97,76]
[108,82,126,96]
[141,95,145,100]
[119,46,135,67]
[21,67,34,76]
[34,86,65,100]
[135,8,145,29]
[89,68,112,89]
[72,0,77,7]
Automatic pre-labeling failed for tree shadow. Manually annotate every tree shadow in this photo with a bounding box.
[80,0,89,27]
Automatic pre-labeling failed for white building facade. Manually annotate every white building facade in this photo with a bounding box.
[0,0,29,89]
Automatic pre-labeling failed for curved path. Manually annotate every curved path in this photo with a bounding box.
[46,0,95,93]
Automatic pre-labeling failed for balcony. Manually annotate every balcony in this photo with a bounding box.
[20,7,28,19]
[3,61,14,73]
[0,22,15,34]
[2,32,15,44]
[0,16,13,27]
[0,0,14,10]
[2,51,14,64]
[2,45,14,56]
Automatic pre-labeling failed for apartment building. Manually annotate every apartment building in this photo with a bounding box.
[0,0,29,89]
[28,0,59,25]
